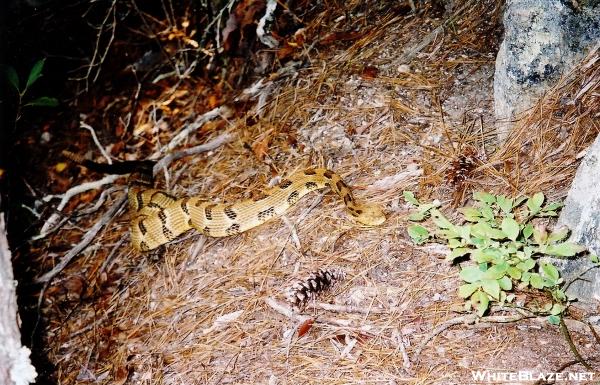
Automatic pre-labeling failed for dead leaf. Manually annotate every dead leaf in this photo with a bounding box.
[361,66,379,80]
[277,43,297,60]
[252,136,270,161]
[297,318,314,337]
[55,162,68,173]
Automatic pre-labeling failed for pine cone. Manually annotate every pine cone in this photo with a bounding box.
[285,269,346,308]
[446,147,479,186]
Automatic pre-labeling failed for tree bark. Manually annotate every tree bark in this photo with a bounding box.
[0,204,37,385]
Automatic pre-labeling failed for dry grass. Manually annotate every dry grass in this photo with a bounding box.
[39,1,600,384]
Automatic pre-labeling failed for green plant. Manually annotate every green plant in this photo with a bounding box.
[404,191,589,322]
[5,58,59,122]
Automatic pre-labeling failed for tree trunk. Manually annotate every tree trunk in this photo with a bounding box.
[0,204,37,385]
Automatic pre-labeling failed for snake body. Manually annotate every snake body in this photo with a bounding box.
[128,168,385,251]
[62,151,385,251]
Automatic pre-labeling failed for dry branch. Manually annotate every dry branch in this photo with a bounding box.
[414,312,536,359]
[35,193,127,284]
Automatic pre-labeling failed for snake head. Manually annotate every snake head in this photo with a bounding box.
[352,204,386,226]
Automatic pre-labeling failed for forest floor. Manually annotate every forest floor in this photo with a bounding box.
[15,0,600,384]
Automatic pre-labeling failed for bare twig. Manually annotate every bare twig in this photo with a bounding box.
[314,302,404,315]
[533,357,600,385]
[35,194,127,284]
[256,0,278,48]
[414,312,535,359]
[560,316,593,370]
[397,0,476,64]
[164,106,232,152]
[38,174,121,238]
[589,322,600,345]
[80,121,112,164]
[77,0,118,90]
[265,297,310,323]
[154,132,235,174]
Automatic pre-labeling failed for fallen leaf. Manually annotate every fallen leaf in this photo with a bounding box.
[252,136,270,161]
[361,66,379,80]
[297,318,314,337]
[277,43,297,60]
[55,162,68,173]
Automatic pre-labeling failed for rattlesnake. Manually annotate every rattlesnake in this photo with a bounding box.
[63,151,386,251]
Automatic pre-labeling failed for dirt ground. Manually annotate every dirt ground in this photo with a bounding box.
[22,1,600,384]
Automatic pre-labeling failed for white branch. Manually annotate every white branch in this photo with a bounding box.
[165,106,232,152]
[256,0,279,48]
[80,121,112,164]
[35,194,127,284]
[38,174,121,238]
[154,132,234,174]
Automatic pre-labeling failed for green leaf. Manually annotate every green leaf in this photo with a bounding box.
[460,266,483,283]
[498,276,512,290]
[483,262,509,280]
[471,222,506,240]
[436,228,460,240]
[496,195,514,214]
[516,258,536,272]
[539,210,558,217]
[513,196,528,207]
[543,202,563,212]
[480,205,495,221]
[472,248,501,264]
[407,225,430,245]
[547,227,569,244]
[550,303,564,316]
[24,96,59,107]
[501,217,520,241]
[552,289,567,302]
[471,290,490,317]
[458,283,479,298]
[481,279,500,299]
[408,212,427,221]
[527,192,545,214]
[446,247,471,262]
[541,263,560,282]
[459,207,481,222]
[448,238,462,248]
[402,190,419,205]
[522,224,534,239]
[456,225,471,241]
[590,254,599,264]
[530,273,545,289]
[547,315,560,325]
[545,242,587,257]
[473,192,495,204]
[507,266,522,280]
[5,66,19,91]
[26,58,45,89]
[430,209,454,230]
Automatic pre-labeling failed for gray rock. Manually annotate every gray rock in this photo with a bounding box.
[551,134,600,311]
[494,0,600,141]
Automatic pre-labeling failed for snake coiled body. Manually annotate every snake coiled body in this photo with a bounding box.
[129,168,385,251]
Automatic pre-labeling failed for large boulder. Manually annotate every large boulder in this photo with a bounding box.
[494,0,600,141]
[552,135,600,312]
